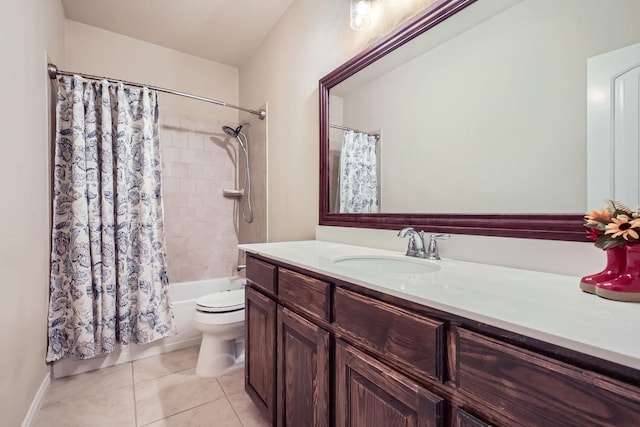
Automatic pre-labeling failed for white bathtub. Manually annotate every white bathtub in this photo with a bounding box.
[52,276,245,378]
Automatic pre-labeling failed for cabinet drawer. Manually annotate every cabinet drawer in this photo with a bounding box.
[246,256,277,295]
[278,268,331,322]
[457,328,640,427]
[334,287,445,382]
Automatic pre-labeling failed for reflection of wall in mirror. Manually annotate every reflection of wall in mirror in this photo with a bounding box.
[337,0,640,214]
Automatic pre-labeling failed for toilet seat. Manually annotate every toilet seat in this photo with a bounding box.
[196,289,244,313]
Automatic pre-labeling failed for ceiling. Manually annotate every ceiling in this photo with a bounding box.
[61,0,296,67]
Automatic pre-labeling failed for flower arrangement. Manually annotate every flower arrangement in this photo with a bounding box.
[584,200,640,249]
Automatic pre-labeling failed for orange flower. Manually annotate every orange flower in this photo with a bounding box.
[604,215,640,240]
[584,208,613,226]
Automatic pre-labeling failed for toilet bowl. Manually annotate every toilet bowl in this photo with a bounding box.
[193,289,245,377]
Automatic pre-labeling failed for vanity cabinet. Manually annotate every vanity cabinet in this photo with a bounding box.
[244,254,640,427]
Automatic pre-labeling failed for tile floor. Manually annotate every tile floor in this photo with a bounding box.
[33,346,270,427]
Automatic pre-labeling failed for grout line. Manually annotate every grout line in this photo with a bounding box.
[226,394,247,427]
[131,362,139,427]
[138,396,229,427]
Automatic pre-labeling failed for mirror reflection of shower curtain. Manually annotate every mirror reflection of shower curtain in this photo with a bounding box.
[338,130,379,213]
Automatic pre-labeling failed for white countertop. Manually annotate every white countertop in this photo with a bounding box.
[239,240,640,371]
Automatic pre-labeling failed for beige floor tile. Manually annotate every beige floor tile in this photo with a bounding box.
[135,368,226,426]
[227,391,270,427]
[141,398,243,427]
[33,385,135,427]
[133,346,200,383]
[42,363,133,408]
[217,365,245,396]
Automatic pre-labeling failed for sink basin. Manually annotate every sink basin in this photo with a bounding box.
[331,255,440,274]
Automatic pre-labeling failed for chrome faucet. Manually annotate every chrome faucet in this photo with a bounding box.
[397,227,427,258]
[425,234,450,260]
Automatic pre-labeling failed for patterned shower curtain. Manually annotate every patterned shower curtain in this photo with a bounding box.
[339,130,379,213]
[47,75,176,362]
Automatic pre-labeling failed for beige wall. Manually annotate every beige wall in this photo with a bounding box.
[0,0,66,425]
[240,0,438,242]
[65,21,259,281]
[65,20,240,123]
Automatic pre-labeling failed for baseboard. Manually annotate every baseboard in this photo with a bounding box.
[52,337,201,378]
[21,373,50,427]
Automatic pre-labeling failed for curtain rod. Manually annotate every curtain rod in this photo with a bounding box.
[47,63,266,120]
[330,124,379,139]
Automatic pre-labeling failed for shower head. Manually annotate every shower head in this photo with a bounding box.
[223,124,249,153]
[222,124,246,137]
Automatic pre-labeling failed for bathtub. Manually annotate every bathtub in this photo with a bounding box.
[52,276,245,378]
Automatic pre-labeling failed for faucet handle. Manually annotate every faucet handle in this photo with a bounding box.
[426,234,450,260]
[430,234,450,241]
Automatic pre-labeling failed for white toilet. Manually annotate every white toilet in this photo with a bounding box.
[193,289,245,377]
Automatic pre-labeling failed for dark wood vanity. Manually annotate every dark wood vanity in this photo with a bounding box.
[244,253,640,427]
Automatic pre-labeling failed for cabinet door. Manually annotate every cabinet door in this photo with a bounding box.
[452,408,493,427]
[245,286,276,425]
[277,307,330,427]
[335,339,444,427]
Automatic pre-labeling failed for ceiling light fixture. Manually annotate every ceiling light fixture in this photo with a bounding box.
[350,0,372,30]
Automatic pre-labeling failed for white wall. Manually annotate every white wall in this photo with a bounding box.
[0,0,66,425]
[240,0,440,241]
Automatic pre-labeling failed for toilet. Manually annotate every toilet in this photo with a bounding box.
[193,289,245,377]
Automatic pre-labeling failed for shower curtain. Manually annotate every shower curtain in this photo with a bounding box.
[47,75,176,362]
[339,130,379,213]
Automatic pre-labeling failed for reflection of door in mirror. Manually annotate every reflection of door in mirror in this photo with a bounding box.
[588,42,640,210]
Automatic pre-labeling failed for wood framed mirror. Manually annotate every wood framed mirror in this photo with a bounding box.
[318,0,640,242]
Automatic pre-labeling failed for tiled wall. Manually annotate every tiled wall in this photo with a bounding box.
[160,115,240,283]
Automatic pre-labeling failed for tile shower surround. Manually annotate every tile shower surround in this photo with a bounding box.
[34,346,269,426]
[160,115,240,283]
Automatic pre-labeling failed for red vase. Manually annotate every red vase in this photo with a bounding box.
[579,246,626,294]
[596,245,640,302]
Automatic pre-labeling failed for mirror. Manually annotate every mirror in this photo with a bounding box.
[319,0,640,240]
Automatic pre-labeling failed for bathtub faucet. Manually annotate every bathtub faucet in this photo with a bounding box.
[236,264,246,272]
